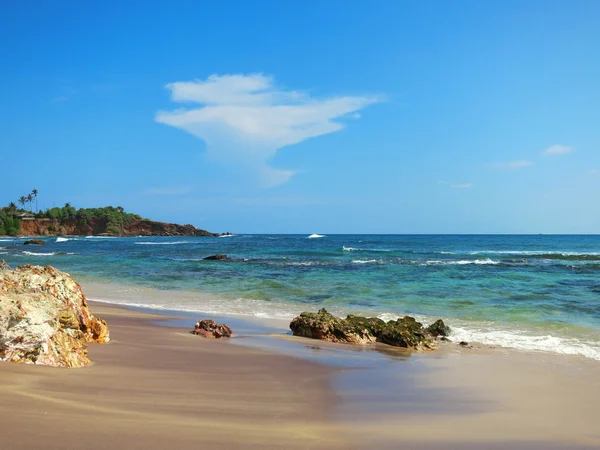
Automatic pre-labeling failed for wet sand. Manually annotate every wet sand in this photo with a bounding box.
[0,304,344,449]
[1,298,599,449]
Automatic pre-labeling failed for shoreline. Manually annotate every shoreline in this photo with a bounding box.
[79,279,600,362]
[1,294,599,448]
[0,302,345,449]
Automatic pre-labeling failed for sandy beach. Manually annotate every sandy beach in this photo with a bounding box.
[1,296,599,449]
[0,303,344,449]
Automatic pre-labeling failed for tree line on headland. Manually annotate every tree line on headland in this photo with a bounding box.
[1,190,142,236]
[1,191,217,237]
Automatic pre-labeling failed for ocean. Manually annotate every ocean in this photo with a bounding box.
[1,234,599,360]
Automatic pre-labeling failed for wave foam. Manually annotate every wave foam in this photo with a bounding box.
[469,250,600,257]
[343,246,392,252]
[450,326,600,361]
[56,237,70,242]
[376,313,600,361]
[22,251,59,256]
[352,259,378,264]
[424,258,500,266]
[308,234,325,239]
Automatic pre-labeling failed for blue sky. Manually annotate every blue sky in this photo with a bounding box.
[1,1,599,233]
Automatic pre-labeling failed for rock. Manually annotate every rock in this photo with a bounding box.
[0,264,110,368]
[192,319,232,338]
[23,239,45,246]
[203,254,229,261]
[426,319,451,337]
[289,308,438,350]
[459,341,469,347]
[0,260,10,271]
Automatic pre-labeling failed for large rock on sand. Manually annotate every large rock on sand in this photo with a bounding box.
[192,319,232,338]
[0,262,109,368]
[290,308,449,351]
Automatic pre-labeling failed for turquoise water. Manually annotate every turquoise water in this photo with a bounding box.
[1,234,599,359]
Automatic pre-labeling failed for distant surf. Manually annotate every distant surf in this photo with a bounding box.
[308,234,325,239]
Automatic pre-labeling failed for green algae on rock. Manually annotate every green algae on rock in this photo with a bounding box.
[290,308,450,351]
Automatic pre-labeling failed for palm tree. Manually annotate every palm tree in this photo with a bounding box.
[27,194,33,212]
[32,189,38,213]
[18,196,26,211]
[8,202,17,213]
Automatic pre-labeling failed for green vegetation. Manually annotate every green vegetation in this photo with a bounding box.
[0,210,20,236]
[1,189,143,236]
[39,204,142,233]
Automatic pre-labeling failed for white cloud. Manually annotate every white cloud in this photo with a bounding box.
[543,144,573,156]
[492,160,534,169]
[144,186,191,196]
[450,183,473,189]
[156,74,381,187]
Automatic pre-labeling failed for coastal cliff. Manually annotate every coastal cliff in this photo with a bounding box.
[19,218,218,237]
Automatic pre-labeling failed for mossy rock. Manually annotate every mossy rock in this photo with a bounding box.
[426,319,451,337]
[290,309,443,350]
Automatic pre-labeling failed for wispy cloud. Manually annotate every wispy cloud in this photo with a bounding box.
[543,144,573,156]
[144,186,191,196]
[155,74,381,187]
[492,160,534,169]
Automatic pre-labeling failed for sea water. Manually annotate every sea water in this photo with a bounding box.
[2,234,599,360]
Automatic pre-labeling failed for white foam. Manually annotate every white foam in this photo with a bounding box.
[308,234,325,239]
[22,251,58,256]
[135,241,189,245]
[352,259,378,264]
[376,313,600,361]
[343,246,392,252]
[468,250,600,256]
[219,234,236,238]
[450,326,600,361]
[423,258,500,266]
[56,237,70,242]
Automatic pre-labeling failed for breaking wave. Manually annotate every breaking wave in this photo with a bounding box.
[424,258,500,266]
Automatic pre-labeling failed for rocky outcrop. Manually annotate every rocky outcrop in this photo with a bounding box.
[18,218,217,237]
[23,239,45,245]
[192,319,232,338]
[426,319,451,337]
[0,264,109,368]
[203,254,229,261]
[290,309,450,351]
